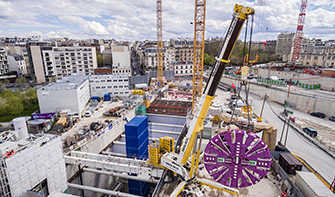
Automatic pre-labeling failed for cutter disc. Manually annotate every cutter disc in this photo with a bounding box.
[203,129,271,188]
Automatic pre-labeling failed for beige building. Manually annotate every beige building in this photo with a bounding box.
[171,38,194,62]
[275,32,295,61]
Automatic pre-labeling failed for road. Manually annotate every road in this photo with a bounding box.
[237,90,335,183]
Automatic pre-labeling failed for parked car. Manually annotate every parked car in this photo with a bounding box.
[84,111,92,117]
[303,127,318,137]
[329,116,335,122]
[310,112,325,118]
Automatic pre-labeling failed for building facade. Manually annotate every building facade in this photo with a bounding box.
[173,61,193,77]
[7,54,27,76]
[0,48,9,76]
[112,46,130,68]
[89,75,130,98]
[275,32,295,61]
[52,46,98,78]
[37,75,90,113]
[112,64,131,76]
[171,38,194,62]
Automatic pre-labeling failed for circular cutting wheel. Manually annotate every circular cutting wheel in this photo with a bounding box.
[203,129,271,188]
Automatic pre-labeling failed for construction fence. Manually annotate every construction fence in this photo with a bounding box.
[257,78,287,86]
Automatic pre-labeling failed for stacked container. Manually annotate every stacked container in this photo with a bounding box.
[125,116,149,196]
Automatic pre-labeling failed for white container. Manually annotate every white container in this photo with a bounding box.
[13,117,28,140]
[295,171,335,197]
[11,182,22,197]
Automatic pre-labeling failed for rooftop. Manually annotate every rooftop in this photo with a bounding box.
[38,75,88,91]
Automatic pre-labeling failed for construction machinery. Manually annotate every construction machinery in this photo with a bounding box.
[156,0,163,88]
[147,4,273,196]
[192,0,206,110]
[291,0,308,62]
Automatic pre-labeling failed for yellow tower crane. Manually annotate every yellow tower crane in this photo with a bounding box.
[192,0,206,110]
[156,0,163,88]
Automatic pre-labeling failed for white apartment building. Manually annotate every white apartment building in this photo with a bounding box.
[144,48,168,71]
[0,48,9,75]
[89,74,130,98]
[112,64,131,76]
[173,61,193,77]
[52,47,97,78]
[7,54,27,76]
[37,75,90,113]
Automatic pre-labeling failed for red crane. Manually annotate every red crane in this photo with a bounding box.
[291,0,307,62]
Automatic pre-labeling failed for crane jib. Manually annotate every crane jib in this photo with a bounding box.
[205,16,245,97]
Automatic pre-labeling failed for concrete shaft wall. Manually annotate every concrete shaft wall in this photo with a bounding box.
[257,68,335,91]
[222,77,335,117]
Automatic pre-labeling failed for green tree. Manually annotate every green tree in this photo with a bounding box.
[4,79,10,86]
[97,55,104,67]
[0,90,24,121]
[204,53,216,66]
[0,97,8,118]
[22,88,38,107]
[15,77,27,90]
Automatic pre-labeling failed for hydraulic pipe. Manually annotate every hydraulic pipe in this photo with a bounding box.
[83,168,158,183]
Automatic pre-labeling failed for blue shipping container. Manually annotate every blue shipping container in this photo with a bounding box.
[125,128,148,148]
[125,116,148,137]
[128,179,149,197]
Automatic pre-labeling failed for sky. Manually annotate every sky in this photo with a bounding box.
[0,0,334,42]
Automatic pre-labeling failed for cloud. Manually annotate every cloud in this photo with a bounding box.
[0,0,334,41]
[58,16,109,35]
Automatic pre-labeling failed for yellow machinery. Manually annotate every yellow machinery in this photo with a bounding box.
[132,89,144,95]
[246,53,259,66]
[192,0,206,111]
[241,105,253,118]
[159,135,175,153]
[148,142,160,166]
[156,0,163,88]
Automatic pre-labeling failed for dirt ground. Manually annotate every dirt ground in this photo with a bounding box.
[295,117,335,148]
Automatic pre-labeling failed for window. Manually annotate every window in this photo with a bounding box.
[119,79,123,82]
[113,79,117,82]
[101,80,105,82]
[124,79,128,81]
[102,86,106,89]
[107,80,111,82]
[114,86,118,88]
[119,86,123,88]
[96,86,100,89]
[107,86,112,88]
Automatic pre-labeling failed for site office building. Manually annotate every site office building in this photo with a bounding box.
[37,75,90,114]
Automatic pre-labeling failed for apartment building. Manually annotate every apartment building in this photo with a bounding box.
[275,32,295,61]
[171,38,194,62]
[7,54,27,76]
[173,61,193,77]
[0,48,9,76]
[52,46,98,78]
[89,74,130,97]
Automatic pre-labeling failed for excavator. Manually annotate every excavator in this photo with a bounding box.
[151,4,272,196]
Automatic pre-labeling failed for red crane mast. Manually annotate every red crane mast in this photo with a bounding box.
[291,0,307,62]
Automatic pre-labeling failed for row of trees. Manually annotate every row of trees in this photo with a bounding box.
[204,39,279,66]
[0,88,38,121]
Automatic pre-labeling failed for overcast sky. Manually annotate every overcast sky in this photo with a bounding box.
[0,0,334,42]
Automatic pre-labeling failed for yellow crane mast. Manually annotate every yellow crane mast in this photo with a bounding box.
[156,0,163,88]
[192,0,206,110]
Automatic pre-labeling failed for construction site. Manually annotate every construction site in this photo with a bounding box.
[1,0,335,197]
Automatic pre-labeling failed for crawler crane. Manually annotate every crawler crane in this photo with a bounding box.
[151,4,270,196]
